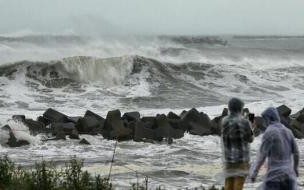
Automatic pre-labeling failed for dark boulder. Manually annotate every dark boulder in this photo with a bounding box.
[42,108,69,123]
[181,108,200,130]
[12,115,25,122]
[277,105,292,117]
[297,114,304,123]
[180,110,188,118]
[24,119,45,134]
[188,122,212,136]
[69,129,80,139]
[167,120,185,139]
[155,114,184,140]
[194,112,212,135]
[125,120,136,132]
[288,120,304,139]
[104,109,119,121]
[2,124,11,131]
[291,108,304,123]
[67,116,82,124]
[122,112,140,122]
[55,130,66,140]
[168,118,185,130]
[155,114,171,140]
[79,138,90,145]
[141,117,157,129]
[8,139,30,147]
[290,119,304,134]
[134,114,185,142]
[292,128,304,139]
[102,110,133,140]
[276,105,292,128]
[37,116,51,126]
[84,110,104,121]
[181,108,212,136]
[171,129,184,139]
[210,117,222,135]
[167,112,180,120]
[210,108,229,136]
[280,116,291,128]
[134,121,155,141]
[222,108,228,117]
[183,112,201,130]
[253,116,267,136]
[52,122,76,136]
[167,119,186,139]
[75,116,104,135]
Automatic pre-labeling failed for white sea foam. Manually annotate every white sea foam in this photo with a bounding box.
[7,120,40,144]
[62,56,134,85]
[1,35,304,188]
[0,129,10,145]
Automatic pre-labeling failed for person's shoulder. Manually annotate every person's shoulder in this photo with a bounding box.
[239,117,251,127]
[262,125,277,138]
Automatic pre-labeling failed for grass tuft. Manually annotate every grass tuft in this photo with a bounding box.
[0,155,222,190]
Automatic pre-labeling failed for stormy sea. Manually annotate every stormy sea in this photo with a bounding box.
[0,34,304,189]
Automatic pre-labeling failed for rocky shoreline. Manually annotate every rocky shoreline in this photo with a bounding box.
[1,105,304,147]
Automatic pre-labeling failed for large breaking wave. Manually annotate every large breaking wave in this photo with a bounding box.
[1,34,304,111]
[1,54,304,105]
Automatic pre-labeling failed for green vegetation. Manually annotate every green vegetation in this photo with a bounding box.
[0,155,111,190]
[0,155,223,190]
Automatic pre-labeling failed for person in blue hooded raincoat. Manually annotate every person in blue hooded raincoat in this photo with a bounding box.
[250,107,300,190]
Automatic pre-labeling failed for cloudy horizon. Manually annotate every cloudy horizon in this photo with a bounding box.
[0,0,304,36]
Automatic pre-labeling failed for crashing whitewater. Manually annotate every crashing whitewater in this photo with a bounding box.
[1,35,304,189]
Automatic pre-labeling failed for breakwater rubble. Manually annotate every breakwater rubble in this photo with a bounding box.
[1,105,304,147]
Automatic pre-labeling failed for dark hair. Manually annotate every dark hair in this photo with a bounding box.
[228,98,244,113]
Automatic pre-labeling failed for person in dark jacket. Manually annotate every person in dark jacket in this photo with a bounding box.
[250,107,299,190]
[221,98,254,190]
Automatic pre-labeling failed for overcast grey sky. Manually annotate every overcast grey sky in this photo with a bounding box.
[0,0,303,35]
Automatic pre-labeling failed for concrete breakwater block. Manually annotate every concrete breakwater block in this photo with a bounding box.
[122,111,140,122]
[75,110,104,135]
[79,138,90,145]
[2,105,304,148]
[42,108,69,123]
[102,110,133,140]
[277,105,292,117]
[181,108,213,136]
[24,119,46,134]
[291,108,304,123]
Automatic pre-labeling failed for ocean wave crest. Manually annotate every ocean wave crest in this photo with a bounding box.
[0,55,217,88]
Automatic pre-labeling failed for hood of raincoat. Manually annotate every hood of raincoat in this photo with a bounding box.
[261,107,281,124]
[228,98,244,114]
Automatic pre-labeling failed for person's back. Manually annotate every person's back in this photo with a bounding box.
[222,115,253,164]
[250,107,299,190]
[221,98,253,190]
[265,123,295,174]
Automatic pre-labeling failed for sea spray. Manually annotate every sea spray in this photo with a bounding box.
[6,120,41,145]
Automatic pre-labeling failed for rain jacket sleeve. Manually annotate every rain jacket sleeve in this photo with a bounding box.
[250,130,270,178]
